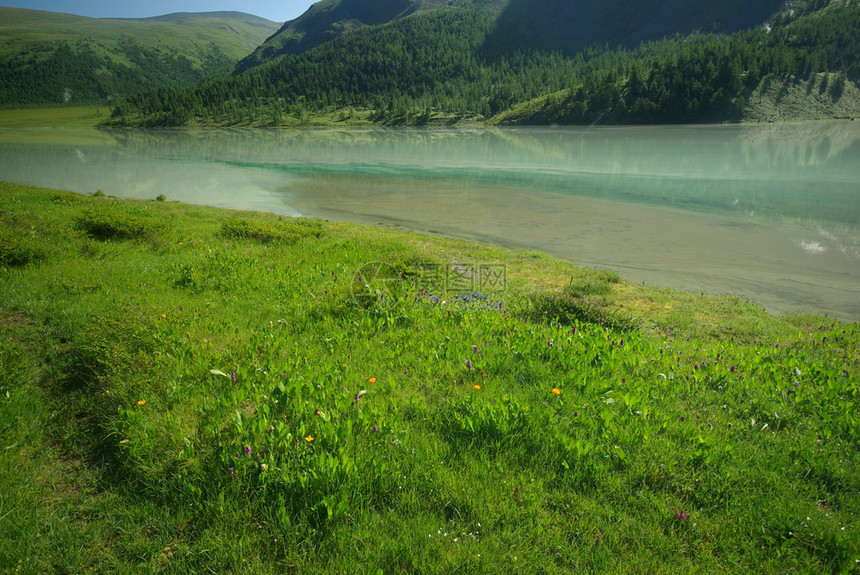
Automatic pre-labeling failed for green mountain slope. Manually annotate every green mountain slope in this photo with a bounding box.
[483,0,785,56]
[112,0,859,127]
[236,0,506,71]
[238,0,783,73]
[0,7,279,106]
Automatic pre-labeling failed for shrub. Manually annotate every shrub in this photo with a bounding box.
[0,229,44,267]
[0,214,46,267]
[74,205,165,242]
[528,285,639,332]
[219,216,325,244]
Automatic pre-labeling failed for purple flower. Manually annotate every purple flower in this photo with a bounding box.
[514,487,520,493]
[231,372,237,382]
[466,360,472,370]
[372,426,379,432]
[730,365,736,373]
[228,467,235,475]
[674,510,690,521]
[244,446,252,456]
[354,393,361,404]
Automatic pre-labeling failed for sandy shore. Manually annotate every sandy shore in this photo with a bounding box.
[287,173,860,321]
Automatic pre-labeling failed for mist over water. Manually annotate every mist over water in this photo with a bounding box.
[1,123,858,320]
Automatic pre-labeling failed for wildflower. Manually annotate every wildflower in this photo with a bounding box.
[161,314,167,319]
[244,446,252,456]
[228,467,234,475]
[473,385,481,390]
[551,388,561,395]
[466,360,473,370]
[260,463,268,472]
[674,510,690,521]
[231,372,237,382]
[305,435,314,443]
[573,411,579,417]
[369,377,376,384]
[372,426,379,432]
[137,399,146,406]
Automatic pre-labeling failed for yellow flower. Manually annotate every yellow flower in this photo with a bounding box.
[161,314,167,319]
[473,385,481,390]
[137,399,146,406]
[551,388,561,395]
[305,435,314,443]
[368,377,377,384]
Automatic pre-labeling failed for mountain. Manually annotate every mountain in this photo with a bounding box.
[237,0,508,71]
[112,0,860,127]
[0,7,279,106]
[483,0,785,56]
[238,0,783,72]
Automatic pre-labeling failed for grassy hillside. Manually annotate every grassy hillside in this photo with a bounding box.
[1,181,857,572]
[0,7,279,106]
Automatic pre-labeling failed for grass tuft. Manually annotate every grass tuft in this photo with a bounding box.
[74,203,166,243]
[219,216,326,244]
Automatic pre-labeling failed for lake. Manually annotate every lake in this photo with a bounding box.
[1,123,858,321]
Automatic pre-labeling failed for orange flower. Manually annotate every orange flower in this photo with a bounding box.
[473,385,481,390]
[137,399,146,406]
[161,314,167,319]
[305,435,314,443]
[368,377,377,384]
[551,388,561,395]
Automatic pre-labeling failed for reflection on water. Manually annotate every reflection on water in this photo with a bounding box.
[1,123,858,320]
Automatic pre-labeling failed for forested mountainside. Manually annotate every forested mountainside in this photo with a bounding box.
[237,0,784,72]
[0,8,278,106]
[111,0,860,127]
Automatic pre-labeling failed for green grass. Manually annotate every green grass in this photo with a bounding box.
[0,105,111,128]
[1,181,857,573]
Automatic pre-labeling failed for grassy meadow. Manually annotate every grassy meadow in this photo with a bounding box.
[0,105,111,128]
[0,181,857,573]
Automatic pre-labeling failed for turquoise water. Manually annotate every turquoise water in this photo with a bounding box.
[1,123,858,319]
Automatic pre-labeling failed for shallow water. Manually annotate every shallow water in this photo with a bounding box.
[1,123,858,320]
